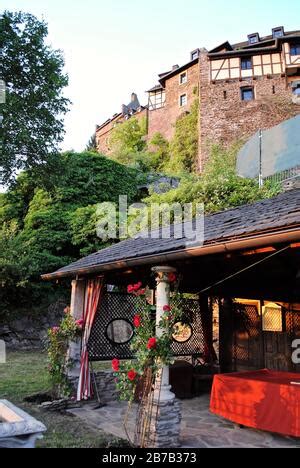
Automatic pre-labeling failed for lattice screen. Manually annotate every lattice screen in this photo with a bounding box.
[88,292,206,362]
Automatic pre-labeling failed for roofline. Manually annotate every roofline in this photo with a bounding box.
[159,58,199,86]
[42,226,300,281]
[96,113,123,132]
[208,34,300,59]
[232,29,299,50]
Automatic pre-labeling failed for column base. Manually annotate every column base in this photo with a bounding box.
[146,398,182,448]
[153,384,175,403]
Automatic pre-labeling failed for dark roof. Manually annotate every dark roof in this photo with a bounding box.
[43,190,300,280]
[159,58,199,86]
[209,41,233,53]
[232,29,300,50]
[96,113,122,132]
[158,70,172,79]
[147,84,164,93]
[208,31,300,58]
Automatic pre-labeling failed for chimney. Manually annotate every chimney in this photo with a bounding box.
[172,64,179,71]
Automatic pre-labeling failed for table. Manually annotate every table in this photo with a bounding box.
[210,369,300,437]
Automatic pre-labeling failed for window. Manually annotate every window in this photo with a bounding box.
[180,72,188,84]
[272,85,276,94]
[241,87,254,101]
[262,303,283,332]
[290,44,300,56]
[180,94,187,107]
[105,319,134,345]
[149,89,166,110]
[272,27,284,39]
[191,49,200,61]
[223,90,227,100]
[172,322,193,343]
[293,84,300,96]
[248,33,259,45]
[241,57,252,70]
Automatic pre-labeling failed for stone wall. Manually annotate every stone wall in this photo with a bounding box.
[0,300,67,350]
[148,61,200,142]
[96,108,148,155]
[198,51,300,171]
[70,370,119,403]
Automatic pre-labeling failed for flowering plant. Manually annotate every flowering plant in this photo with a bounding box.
[46,308,84,397]
[112,280,182,401]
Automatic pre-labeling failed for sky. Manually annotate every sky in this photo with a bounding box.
[6,0,300,152]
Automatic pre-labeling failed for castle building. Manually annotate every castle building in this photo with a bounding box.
[96,27,300,171]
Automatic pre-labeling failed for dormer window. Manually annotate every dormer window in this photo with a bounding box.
[248,33,260,45]
[191,49,200,61]
[272,27,284,39]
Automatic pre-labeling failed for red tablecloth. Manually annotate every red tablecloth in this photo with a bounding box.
[210,369,300,437]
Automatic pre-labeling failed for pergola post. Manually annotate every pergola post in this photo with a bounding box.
[152,266,176,402]
[67,279,86,379]
[147,266,181,448]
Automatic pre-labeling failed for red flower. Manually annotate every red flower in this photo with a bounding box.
[147,337,157,350]
[51,326,60,334]
[127,282,143,294]
[112,358,120,372]
[127,369,137,381]
[75,319,84,328]
[136,288,146,296]
[163,305,171,312]
[168,273,177,283]
[64,307,71,315]
[133,315,141,328]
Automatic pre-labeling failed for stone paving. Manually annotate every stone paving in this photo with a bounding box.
[69,394,300,448]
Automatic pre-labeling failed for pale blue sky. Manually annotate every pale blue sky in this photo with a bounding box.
[6,0,300,151]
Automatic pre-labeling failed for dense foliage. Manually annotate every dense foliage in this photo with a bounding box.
[47,308,83,397]
[109,117,148,166]
[0,152,142,320]
[166,100,199,174]
[0,11,70,185]
[108,102,199,175]
[144,143,282,215]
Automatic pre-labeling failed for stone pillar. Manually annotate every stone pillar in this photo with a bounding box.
[67,279,86,379]
[148,266,182,448]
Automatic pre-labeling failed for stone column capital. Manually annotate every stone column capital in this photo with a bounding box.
[152,266,177,284]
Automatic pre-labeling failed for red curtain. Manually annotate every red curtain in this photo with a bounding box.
[77,277,104,401]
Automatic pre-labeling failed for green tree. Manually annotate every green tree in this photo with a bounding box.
[85,132,97,152]
[165,100,199,174]
[0,11,70,185]
[0,152,142,319]
[109,117,147,165]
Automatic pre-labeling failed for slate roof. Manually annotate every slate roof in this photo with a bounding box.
[43,190,300,279]
[147,84,164,93]
[208,31,300,58]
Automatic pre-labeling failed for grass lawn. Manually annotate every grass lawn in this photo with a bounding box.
[0,351,126,448]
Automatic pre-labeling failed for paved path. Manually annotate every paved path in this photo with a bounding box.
[69,395,300,448]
